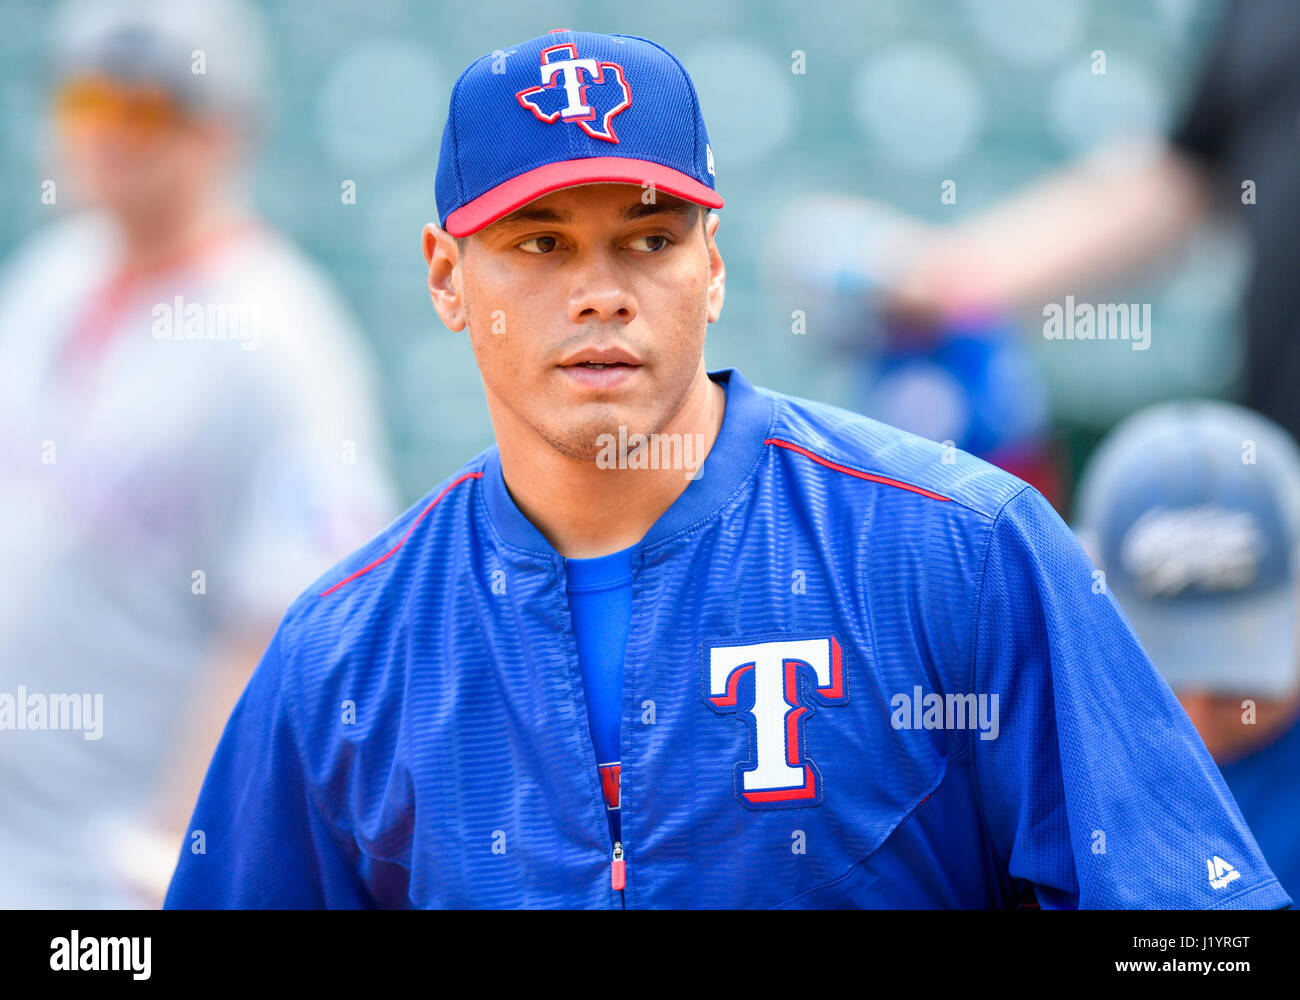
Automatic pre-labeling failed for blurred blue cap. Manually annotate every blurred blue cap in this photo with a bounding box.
[1074,400,1300,697]
[435,29,723,237]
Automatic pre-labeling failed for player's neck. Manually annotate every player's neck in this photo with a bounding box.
[494,369,727,559]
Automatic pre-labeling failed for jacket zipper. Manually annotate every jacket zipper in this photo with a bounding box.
[560,554,635,909]
[611,841,626,893]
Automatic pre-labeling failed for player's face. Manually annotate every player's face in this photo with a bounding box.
[424,184,725,461]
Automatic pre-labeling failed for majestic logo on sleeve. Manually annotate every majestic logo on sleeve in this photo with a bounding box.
[1207,855,1240,890]
[704,637,848,809]
[515,43,633,143]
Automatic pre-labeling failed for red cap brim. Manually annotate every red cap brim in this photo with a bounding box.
[444,156,724,237]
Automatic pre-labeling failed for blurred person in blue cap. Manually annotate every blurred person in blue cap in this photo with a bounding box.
[1075,400,1300,900]
[0,0,396,907]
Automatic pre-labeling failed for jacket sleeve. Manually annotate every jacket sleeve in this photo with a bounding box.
[163,628,375,909]
[970,485,1291,910]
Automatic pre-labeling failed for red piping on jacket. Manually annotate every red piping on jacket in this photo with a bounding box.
[764,438,953,502]
[319,471,483,597]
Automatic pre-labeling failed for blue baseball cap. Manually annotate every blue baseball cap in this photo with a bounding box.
[435,29,723,237]
[1074,400,1300,697]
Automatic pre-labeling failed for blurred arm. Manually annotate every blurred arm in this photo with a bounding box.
[111,627,275,906]
[889,140,1213,322]
[158,628,276,830]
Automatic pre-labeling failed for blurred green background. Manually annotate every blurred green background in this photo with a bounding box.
[0,0,1236,510]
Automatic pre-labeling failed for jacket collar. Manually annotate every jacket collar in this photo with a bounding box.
[482,367,774,557]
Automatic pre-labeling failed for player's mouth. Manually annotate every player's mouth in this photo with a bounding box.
[558,346,643,390]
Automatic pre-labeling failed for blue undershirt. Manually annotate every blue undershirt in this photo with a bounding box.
[1217,711,1300,902]
[565,544,637,846]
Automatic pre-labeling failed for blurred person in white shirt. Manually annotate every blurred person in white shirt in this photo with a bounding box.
[0,0,398,907]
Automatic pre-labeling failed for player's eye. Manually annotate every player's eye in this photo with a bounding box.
[627,234,672,253]
[517,236,560,254]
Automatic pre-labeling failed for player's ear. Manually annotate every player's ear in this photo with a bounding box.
[704,211,725,324]
[422,223,466,333]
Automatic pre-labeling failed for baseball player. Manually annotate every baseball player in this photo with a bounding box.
[1074,401,1300,902]
[165,30,1290,909]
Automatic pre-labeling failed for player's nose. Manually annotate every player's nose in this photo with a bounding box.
[567,251,637,325]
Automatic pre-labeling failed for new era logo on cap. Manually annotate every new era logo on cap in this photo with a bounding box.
[435,29,723,237]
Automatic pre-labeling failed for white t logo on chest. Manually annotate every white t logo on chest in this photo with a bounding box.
[704,637,848,809]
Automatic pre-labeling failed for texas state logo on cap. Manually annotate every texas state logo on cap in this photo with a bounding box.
[435,29,723,237]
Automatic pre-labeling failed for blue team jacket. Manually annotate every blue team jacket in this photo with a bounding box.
[165,368,1291,909]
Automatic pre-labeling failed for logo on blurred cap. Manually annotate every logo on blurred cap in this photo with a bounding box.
[1121,505,1264,598]
[515,42,632,143]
